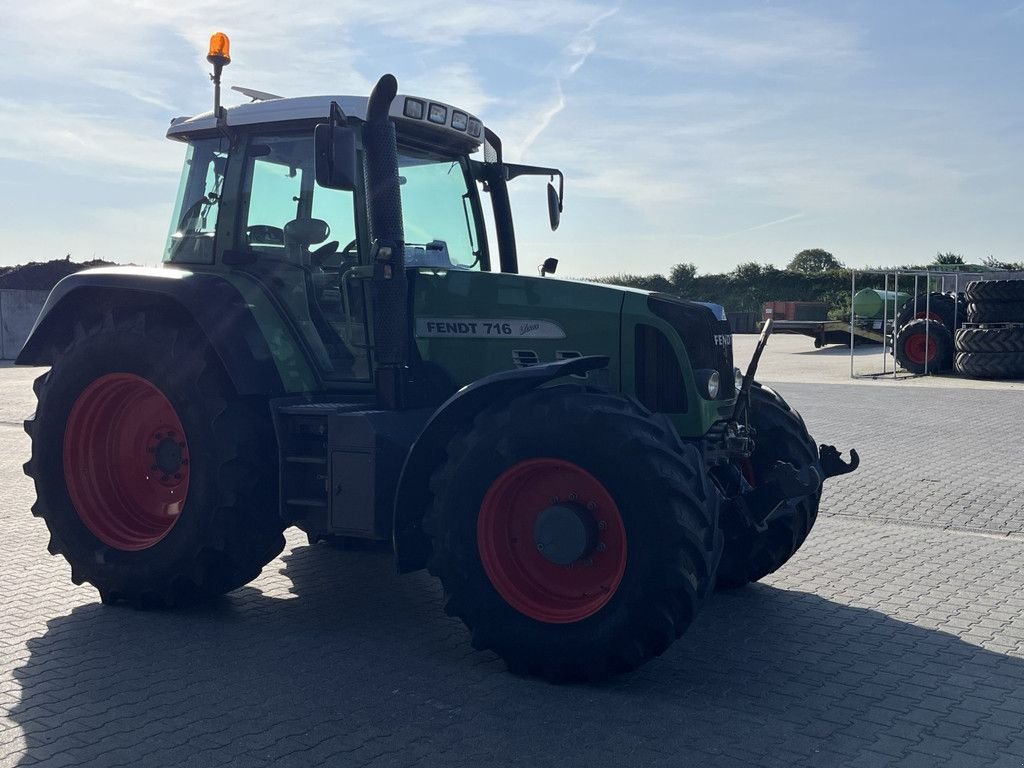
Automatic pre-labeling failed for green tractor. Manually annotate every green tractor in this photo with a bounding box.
[20,39,857,679]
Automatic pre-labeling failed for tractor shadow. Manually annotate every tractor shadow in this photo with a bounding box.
[8,543,1024,767]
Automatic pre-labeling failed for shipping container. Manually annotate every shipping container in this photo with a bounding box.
[762,301,828,322]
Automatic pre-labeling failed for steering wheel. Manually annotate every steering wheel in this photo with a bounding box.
[313,239,358,269]
[310,239,339,262]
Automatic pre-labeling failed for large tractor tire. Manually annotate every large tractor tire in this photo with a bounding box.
[425,386,720,680]
[895,291,962,330]
[716,382,820,589]
[893,319,954,373]
[955,325,1024,354]
[24,311,286,607]
[965,280,1024,303]
[955,352,1024,379]
[967,301,1024,324]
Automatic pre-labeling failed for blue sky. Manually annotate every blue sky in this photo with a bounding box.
[0,1,1020,277]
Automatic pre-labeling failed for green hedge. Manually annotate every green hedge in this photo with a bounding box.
[593,263,1001,318]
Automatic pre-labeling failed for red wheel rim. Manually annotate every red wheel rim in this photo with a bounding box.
[63,373,190,551]
[904,334,936,365]
[477,459,627,624]
[914,311,943,323]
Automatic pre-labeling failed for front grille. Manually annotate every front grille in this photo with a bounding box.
[635,324,688,412]
[647,295,735,396]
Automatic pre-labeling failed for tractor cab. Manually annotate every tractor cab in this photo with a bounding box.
[165,94,489,383]
[164,91,561,387]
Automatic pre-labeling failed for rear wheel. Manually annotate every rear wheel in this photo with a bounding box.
[895,292,962,330]
[955,352,1024,379]
[967,301,1024,324]
[955,325,1024,354]
[425,386,720,680]
[716,382,820,589]
[24,311,286,607]
[965,280,1024,303]
[894,319,954,373]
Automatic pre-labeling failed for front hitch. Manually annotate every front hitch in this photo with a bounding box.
[732,444,858,532]
[819,444,859,479]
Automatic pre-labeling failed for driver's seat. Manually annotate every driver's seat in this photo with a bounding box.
[283,218,330,265]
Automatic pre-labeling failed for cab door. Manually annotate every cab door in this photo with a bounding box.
[232,131,373,386]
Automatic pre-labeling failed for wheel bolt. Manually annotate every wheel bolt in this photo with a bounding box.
[568,492,578,501]
[598,520,608,531]
[587,501,598,512]
[536,543,544,551]
[596,542,606,552]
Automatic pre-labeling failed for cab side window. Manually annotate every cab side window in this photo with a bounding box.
[238,133,369,381]
[241,135,357,264]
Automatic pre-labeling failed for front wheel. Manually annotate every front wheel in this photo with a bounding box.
[425,386,720,680]
[24,311,286,607]
[716,382,820,589]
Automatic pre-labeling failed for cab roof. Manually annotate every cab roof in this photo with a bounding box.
[167,93,484,153]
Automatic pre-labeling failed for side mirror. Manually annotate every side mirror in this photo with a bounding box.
[314,123,357,191]
[541,257,558,276]
[546,182,562,231]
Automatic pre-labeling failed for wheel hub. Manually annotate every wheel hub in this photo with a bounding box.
[533,503,598,565]
[149,430,188,485]
[477,458,628,624]
[63,373,190,551]
[905,334,936,365]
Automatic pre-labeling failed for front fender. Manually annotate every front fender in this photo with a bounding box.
[16,266,283,395]
[393,354,609,573]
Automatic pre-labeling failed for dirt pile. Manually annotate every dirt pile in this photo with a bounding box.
[0,259,117,291]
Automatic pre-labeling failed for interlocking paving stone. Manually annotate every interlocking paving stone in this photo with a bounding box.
[2,372,1023,767]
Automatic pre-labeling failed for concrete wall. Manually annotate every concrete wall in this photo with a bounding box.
[0,290,48,360]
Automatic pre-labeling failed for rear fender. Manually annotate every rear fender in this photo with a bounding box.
[393,354,609,573]
[16,267,283,395]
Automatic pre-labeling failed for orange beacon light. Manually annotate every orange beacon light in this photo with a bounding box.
[207,32,231,66]
[207,32,231,124]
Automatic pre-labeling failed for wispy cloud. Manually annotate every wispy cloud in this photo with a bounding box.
[0,98,181,179]
[601,8,864,73]
[516,6,619,159]
[707,213,806,240]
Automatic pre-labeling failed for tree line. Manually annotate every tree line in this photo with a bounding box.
[593,249,1023,318]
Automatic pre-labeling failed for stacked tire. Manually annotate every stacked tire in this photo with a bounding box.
[893,292,962,374]
[894,290,965,331]
[955,280,1024,379]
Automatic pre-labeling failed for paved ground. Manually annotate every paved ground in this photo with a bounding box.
[733,333,1024,390]
[2,361,1024,767]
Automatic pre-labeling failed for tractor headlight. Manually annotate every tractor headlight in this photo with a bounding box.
[696,369,721,399]
[427,103,448,125]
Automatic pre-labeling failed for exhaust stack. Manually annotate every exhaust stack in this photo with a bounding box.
[362,74,409,409]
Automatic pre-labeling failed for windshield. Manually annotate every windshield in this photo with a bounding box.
[164,138,228,264]
[398,150,485,270]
